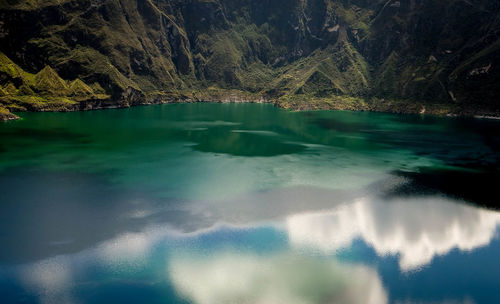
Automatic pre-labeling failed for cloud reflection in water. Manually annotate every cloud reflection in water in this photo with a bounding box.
[169,253,387,304]
[287,196,500,270]
[20,256,76,304]
[10,186,500,303]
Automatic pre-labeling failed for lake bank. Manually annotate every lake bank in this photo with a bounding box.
[2,90,499,122]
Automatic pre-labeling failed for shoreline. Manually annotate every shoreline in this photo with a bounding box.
[2,94,499,122]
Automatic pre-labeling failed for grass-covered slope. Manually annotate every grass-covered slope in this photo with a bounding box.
[0,0,498,116]
[0,51,109,119]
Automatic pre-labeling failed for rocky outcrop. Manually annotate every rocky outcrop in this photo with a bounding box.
[0,106,18,121]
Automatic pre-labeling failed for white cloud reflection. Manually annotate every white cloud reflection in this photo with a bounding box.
[169,253,387,304]
[20,256,78,304]
[13,186,500,303]
[287,196,500,271]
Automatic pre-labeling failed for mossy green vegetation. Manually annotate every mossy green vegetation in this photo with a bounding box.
[0,52,110,116]
[69,79,94,97]
[0,0,498,116]
[0,86,7,97]
[0,105,18,121]
[34,66,69,96]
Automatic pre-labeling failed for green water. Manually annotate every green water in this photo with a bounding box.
[0,103,499,303]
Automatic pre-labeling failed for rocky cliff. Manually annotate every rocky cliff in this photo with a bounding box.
[0,0,499,117]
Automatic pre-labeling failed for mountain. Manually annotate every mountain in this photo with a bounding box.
[0,51,109,119]
[0,0,499,119]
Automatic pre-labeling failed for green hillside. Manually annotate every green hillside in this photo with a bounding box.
[0,0,499,118]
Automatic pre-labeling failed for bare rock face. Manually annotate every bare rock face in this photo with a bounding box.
[0,0,498,114]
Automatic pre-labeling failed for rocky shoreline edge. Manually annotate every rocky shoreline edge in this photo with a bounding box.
[2,90,499,122]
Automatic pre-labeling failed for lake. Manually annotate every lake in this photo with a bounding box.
[0,103,499,303]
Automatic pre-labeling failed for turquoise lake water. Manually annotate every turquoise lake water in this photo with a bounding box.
[0,103,499,303]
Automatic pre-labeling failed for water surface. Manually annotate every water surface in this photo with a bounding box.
[1,103,499,303]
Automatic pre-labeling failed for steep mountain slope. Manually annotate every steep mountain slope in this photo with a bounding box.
[0,0,498,118]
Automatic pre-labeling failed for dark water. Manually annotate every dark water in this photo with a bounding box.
[0,103,499,304]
